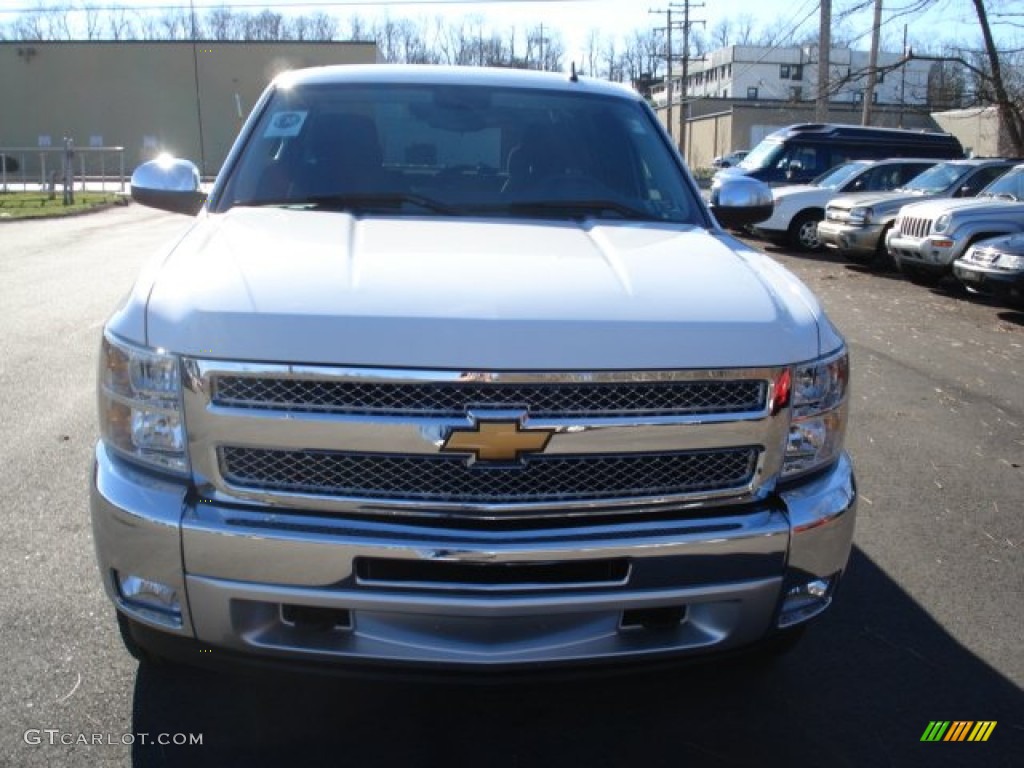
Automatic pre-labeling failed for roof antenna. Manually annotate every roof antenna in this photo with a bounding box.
[570,61,579,83]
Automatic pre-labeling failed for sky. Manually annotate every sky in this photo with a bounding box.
[0,0,1007,66]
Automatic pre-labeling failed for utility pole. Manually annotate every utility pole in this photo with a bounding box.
[672,1,704,155]
[899,24,907,127]
[861,0,883,126]
[649,8,674,143]
[189,0,207,177]
[651,2,704,152]
[816,0,831,121]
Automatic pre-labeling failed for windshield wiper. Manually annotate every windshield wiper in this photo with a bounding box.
[304,193,458,215]
[244,193,458,215]
[482,199,657,221]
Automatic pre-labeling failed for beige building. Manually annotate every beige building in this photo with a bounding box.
[931,107,1011,157]
[0,40,377,178]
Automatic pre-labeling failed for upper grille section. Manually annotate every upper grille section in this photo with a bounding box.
[211,376,768,418]
[899,216,933,239]
[219,446,760,505]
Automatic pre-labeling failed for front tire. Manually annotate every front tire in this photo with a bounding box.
[788,212,823,252]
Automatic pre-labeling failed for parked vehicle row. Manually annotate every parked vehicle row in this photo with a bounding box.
[752,158,938,251]
[887,163,1024,283]
[818,158,1017,268]
[738,153,1024,306]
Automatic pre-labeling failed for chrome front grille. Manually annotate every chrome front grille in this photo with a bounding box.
[184,362,788,517]
[212,376,767,417]
[219,446,761,504]
[899,216,933,239]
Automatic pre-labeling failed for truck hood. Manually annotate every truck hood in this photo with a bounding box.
[140,208,824,369]
[896,197,1024,219]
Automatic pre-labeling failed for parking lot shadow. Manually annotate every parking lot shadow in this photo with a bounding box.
[131,547,1022,768]
[998,310,1024,327]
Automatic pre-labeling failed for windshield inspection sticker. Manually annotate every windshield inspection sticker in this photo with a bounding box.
[264,111,308,138]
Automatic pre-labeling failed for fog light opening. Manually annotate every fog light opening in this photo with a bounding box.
[621,605,686,631]
[115,571,182,625]
[280,604,352,632]
[777,576,835,629]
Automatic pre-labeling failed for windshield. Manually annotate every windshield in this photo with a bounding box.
[978,167,1024,200]
[737,139,782,170]
[812,162,865,189]
[900,163,970,194]
[216,82,698,223]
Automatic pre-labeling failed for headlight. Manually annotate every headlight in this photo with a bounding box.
[849,207,871,226]
[98,331,188,475]
[933,214,950,233]
[996,252,1024,271]
[781,348,849,478]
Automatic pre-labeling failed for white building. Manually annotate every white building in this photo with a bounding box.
[652,44,931,109]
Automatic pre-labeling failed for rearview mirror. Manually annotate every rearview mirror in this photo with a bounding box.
[131,156,206,215]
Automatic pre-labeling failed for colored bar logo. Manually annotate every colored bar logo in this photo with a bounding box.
[921,721,996,742]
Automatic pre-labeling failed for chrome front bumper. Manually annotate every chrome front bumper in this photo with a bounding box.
[817,220,884,257]
[92,446,857,668]
[886,233,955,269]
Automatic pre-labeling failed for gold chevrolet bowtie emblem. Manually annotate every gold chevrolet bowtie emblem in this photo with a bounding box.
[440,420,554,463]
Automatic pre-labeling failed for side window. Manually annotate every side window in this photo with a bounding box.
[960,166,1007,196]
[776,145,821,174]
[858,165,890,191]
[898,163,933,187]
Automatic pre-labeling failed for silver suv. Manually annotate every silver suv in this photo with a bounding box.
[817,158,1015,267]
[887,163,1024,283]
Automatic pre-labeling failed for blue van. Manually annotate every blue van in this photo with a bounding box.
[715,123,964,185]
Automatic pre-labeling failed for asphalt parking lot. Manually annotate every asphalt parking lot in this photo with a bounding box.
[1,205,1021,767]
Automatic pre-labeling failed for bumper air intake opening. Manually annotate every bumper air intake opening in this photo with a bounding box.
[620,605,687,631]
[280,604,352,632]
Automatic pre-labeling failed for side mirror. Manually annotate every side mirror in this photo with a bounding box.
[709,176,773,228]
[131,156,206,215]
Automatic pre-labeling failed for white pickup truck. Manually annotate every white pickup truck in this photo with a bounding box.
[93,65,856,672]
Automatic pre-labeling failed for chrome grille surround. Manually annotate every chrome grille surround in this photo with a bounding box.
[183,361,791,519]
[898,215,933,239]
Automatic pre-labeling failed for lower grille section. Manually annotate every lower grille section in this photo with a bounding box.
[219,446,760,505]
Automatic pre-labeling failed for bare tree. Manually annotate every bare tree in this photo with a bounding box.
[733,14,758,46]
[307,12,337,41]
[206,7,240,41]
[9,10,48,40]
[971,0,1024,153]
[244,10,283,41]
[288,15,310,41]
[106,7,136,40]
[348,14,374,43]
[157,9,190,40]
[81,4,103,40]
[710,19,732,49]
